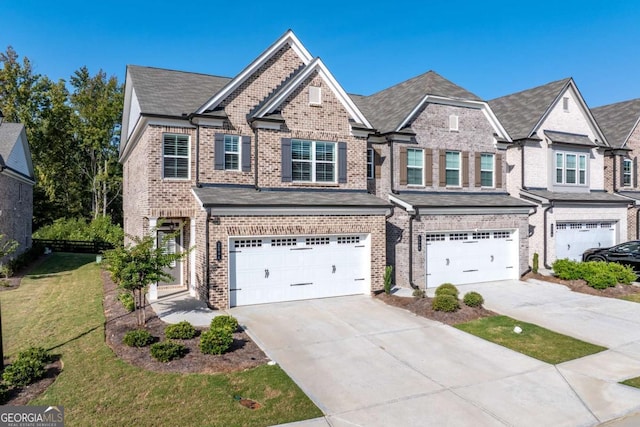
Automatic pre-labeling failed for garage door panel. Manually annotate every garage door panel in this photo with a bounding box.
[555,222,616,261]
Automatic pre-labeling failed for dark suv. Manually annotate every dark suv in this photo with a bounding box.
[582,241,640,273]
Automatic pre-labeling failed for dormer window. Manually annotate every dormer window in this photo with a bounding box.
[309,86,322,106]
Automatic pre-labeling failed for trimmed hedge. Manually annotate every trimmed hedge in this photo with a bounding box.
[150,341,187,362]
[463,292,484,308]
[552,259,636,289]
[435,283,459,299]
[200,328,234,355]
[165,321,198,340]
[210,315,239,333]
[432,294,460,312]
[123,329,155,347]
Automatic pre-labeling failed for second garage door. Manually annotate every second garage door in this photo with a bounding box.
[555,222,616,261]
[425,229,518,288]
[229,234,369,307]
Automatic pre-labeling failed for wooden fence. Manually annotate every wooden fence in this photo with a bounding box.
[32,239,114,254]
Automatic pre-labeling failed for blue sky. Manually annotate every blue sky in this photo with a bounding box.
[3,0,640,107]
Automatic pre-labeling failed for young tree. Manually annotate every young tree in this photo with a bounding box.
[103,232,186,326]
[0,235,18,279]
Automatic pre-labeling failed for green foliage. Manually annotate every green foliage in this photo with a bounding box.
[463,292,484,308]
[435,283,459,299]
[432,294,460,312]
[200,328,234,355]
[0,234,19,278]
[210,315,239,333]
[17,347,51,364]
[165,321,198,340]
[150,341,187,362]
[412,288,426,298]
[123,329,155,347]
[33,216,124,246]
[0,382,8,404]
[532,253,539,274]
[7,244,45,276]
[383,265,393,294]
[118,291,135,312]
[552,259,637,289]
[2,355,46,387]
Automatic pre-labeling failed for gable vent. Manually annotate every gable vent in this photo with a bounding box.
[449,114,459,131]
[309,86,322,106]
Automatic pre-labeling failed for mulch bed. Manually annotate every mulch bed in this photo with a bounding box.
[103,270,270,374]
[376,292,497,325]
[0,254,49,291]
[523,272,640,298]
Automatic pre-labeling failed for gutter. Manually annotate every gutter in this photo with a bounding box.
[543,201,554,269]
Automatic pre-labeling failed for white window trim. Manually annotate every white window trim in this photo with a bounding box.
[292,139,337,183]
[367,148,374,179]
[445,151,461,187]
[623,158,633,187]
[407,148,424,186]
[224,134,240,171]
[449,114,459,132]
[309,86,322,106]
[555,151,587,185]
[480,153,495,188]
[162,133,190,180]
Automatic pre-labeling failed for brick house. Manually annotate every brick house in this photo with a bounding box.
[120,31,390,309]
[592,99,640,241]
[352,72,533,288]
[0,112,34,261]
[489,78,630,267]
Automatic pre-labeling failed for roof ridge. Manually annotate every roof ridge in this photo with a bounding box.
[490,77,571,102]
[127,64,232,80]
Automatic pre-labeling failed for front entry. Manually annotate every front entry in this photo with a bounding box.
[157,227,183,287]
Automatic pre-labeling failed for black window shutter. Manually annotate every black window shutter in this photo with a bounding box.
[338,142,347,183]
[281,138,292,182]
[241,136,251,172]
[634,157,638,188]
[214,133,224,170]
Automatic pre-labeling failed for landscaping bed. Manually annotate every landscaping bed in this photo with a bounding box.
[103,270,270,374]
[523,272,640,299]
[376,292,496,325]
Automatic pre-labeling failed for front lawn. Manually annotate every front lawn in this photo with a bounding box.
[454,315,607,364]
[1,253,321,427]
[621,377,640,388]
[620,293,640,303]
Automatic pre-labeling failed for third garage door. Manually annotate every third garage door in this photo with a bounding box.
[425,230,518,288]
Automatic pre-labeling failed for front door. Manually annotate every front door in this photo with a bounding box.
[157,229,182,286]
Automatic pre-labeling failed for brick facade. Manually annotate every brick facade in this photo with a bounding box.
[0,173,33,262]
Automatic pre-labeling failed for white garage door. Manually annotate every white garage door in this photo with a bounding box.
[555,222,616,261]
[229,234,369,307]
[425,230,518,288]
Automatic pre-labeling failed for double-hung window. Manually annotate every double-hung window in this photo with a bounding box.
[555,152,587,185]
[407,149,423,185]
[367,148,374,179]
[480,153,494,187]
[624,159,633,187]
[224,135,240,170]
[163,134,189,179]
[445,151,461,186]
[292,139,336,183]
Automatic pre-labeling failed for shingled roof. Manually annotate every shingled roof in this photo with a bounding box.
[489,78,571,140]
[127,65,231,117]
[351,71,481,134]
[592,98,640,149]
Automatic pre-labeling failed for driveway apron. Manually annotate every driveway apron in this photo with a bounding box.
[231,294,640,426]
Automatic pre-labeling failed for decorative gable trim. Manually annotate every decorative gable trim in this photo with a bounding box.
[250,57,373,129]
[195,30,313,115]
[396,95,511,142]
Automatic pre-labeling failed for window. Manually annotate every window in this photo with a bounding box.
[480,154,494,187]
[624,159,632,187]
[555,152,586,185]
[224,135,240,170]
[445,151,461,186]
[449,115,459,131]
[292,140,336,182]
[407,149,423,185]
[367,148,374,179]
[563,97,569,112]
[163,134,189,179]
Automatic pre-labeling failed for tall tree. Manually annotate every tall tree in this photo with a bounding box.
[70,67,124,220]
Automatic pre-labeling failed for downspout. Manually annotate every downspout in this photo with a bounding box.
[205,208,211,307]
[189,117,201,187]
[408,213,416,288]
[543,201,554,269]
[521,205,538,276]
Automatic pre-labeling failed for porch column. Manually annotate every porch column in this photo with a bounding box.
[189,217,196,297]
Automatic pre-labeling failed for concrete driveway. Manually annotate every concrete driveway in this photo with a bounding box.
[231,291,640,427]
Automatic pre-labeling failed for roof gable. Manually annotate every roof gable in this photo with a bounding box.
[592,98,640,149]
[0,123,34,180]
[196,30,313,115]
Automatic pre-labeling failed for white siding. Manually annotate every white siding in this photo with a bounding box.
[6,132,29,177]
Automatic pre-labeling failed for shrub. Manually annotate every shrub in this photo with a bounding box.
[412,288,426,298]
[435,283,459,299]
[210,315,239,333]
[200,328,234,355]
[0,382,8,404]
[17,347,51,364]
[608,262,637,285]
[552,259,581,280]
[432,294,460,312]
[165,321,197,339]
[2,357,45,387]
[532,253,539,274]
[7,244,45,275]
[33,216,124,246]
[463,292,484,308]
[150,341,187,362]
[552,259,637,289]
[383,265,393,294]
[118,291,135,312]
[123,329,155,347]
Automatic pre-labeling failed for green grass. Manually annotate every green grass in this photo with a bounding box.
[621,377,640,388]
[620,293,640,303]
[1,253,321,426]
[454,315,607,364]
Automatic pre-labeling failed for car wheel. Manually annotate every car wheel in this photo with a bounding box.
[586,255,606,262]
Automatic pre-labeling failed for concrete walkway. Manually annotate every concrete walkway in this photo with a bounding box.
[231,294,640,427]
[148,289,218,327]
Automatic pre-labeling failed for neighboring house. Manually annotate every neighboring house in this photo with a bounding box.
[489,79,630,266]
[352,72,534,289]
[120,31,390,309]
[592,99,640,240]
[0,111,35,261]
